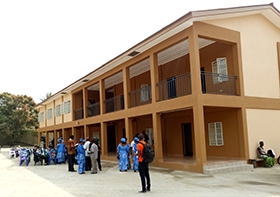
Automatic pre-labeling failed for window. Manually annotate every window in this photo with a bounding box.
[208,122,224,146]
[140,84,151,102]
[38,112,44,122]
[212,57,228,84]
[63,100,71,114]
[46,108,53,119]
[55,104,62,117]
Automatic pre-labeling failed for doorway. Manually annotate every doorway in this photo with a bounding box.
[107,125,116,153]
[182,123,193,156]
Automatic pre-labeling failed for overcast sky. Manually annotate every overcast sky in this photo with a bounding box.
[1,0,279,103]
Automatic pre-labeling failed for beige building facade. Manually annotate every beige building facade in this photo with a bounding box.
[37,4,280,173]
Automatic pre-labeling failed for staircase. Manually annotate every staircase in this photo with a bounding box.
[203,160,253,175]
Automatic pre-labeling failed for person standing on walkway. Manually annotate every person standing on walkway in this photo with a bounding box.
[117,138,130,172]
[132,137,139,172]
[56,139,65,164]
[90,138,98,174]
[136,134,151,193]
[95,138,102,171]
[67,135,76,172]
[77,139,86,174]
[84,138,92,171]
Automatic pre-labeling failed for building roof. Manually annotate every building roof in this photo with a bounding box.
[36,3,280,108]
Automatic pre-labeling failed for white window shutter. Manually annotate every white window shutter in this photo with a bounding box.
[217,57,228,82]
[140,84,149,102]
[215,122,224,146]
[208,123,216,146]
[212,61,219,84]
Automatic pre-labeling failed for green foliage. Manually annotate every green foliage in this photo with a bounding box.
[0,92,38,144]
[40,92,52,102]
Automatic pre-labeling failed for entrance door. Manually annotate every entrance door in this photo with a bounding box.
[182,123,193,156]
[107,125,116,152]
[167,76,177,99]
[200,67,206,93]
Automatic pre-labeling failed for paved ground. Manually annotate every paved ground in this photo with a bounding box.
[1,148,280,197]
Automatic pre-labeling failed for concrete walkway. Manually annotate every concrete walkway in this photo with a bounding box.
[1,148,280,197]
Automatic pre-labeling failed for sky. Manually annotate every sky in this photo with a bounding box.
[1,0,279,104]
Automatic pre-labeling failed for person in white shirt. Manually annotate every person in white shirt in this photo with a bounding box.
[83,138,92,171]
[89,138,98,174]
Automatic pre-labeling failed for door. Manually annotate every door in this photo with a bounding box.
[107,125,116,152]
[167,76,177,99]
[182,123,193,156]
[200,67,206,93]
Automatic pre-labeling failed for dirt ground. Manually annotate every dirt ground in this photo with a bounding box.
[1,148,280,197]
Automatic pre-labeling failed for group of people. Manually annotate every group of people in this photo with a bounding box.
[117,133,151,193]
[67,135,102,175]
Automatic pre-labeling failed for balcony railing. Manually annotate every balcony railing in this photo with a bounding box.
[87,102,100,117]
[129,84,152,108]
[201,71,237,95]
[74,108,83,120]
[104,95,124,113]
[157,73,192,101]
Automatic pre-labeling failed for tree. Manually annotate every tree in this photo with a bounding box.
[0,92,38,145]
[40,92,52,102]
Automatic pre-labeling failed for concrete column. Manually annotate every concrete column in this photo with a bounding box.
[150,53,159,103]
[101,121,108,156]
[152,112,163,162]
[125,117,133,143]
[53,100,56,125]
[99,80,105,115]
[62,128,66,143]
[83,88,87,119]
[62,96,64,123]
[45,131,49,149]
[237,107,249,160]
[84,125,89,139]
[123,67,130,109]
[71,94,75,121]
[192,104,207,168]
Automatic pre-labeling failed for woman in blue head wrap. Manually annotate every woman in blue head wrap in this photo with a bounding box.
[56,138,65,164]
[77,139,86,174]
[117,138,130,171]
[132,137,139,172]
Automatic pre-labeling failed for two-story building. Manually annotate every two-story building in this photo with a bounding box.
[36,3,280,173]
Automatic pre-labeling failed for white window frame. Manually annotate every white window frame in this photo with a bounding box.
[55,104,62,117]
[208,122,224,146]
[212,57,228,84]
[46,108,53,120]
[63,100,71,114]
[140,84,151,103]
[38,112,44,122]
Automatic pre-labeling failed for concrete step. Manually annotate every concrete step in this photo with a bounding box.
[203,161,253,174]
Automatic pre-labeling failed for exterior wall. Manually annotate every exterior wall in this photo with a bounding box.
[55,97,63,125]
[63,93,72,123]
[130,71,151,91]
[204,108,241,158]
[199,42,234,74]
[158,54,190,81]
[246,109,280,159]
[74,91,83,109]
[206,14,280,98]
[39,107,45,128]
[46,102,54,126]
[161,110,194,155]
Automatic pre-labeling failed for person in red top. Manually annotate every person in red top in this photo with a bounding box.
[136,134,151,193]
[67,135,76,172]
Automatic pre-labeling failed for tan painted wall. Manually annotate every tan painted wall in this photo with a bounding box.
[161,110,194,155]
[74,91,83,109]
[204,108,241,158]
[199,42,234,74]
[46,102,54,126]
[39,107,45,128]
[130,71,151,91]
[63,93,72,123]
[246,109,280,159]
[55,97,63,125]
[206,14,280,98]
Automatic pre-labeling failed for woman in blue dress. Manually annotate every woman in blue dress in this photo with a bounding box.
[56,138,65,164]
[77,139,86,174]
[132,137,139,172]
[117,138,130,172]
